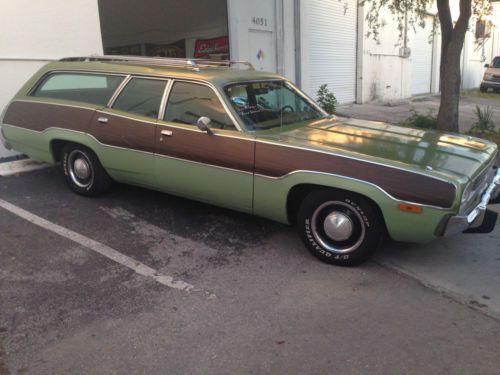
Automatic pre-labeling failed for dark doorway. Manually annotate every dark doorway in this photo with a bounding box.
[98,0,229,59]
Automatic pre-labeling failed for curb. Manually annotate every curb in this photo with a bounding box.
[0,158,50,177]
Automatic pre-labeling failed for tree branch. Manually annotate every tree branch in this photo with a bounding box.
[453,0,473,37]
[436,0,453,41]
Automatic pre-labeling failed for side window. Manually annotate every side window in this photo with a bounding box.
[112,78,168,119]
[32,73,124,106]
[164,82,236,131]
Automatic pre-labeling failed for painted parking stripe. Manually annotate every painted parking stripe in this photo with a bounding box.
[0,198,194,292]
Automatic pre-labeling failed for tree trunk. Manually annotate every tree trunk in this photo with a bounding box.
[436,44,463,132]
[436,0,472,133]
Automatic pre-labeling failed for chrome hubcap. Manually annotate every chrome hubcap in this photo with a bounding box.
[73,158,90,180]
[323,211,353,242]
[311,201,366,254]
[68,150,93,189]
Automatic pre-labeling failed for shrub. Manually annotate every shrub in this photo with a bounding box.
[401,109,438,129]
[469,105,496,134]
[316,84,338,114]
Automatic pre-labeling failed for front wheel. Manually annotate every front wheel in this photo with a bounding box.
[297,189,384,266]
[62,143,113,196]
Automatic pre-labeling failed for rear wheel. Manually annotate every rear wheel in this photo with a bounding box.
[62,143,113,196]
[297,189,384,266]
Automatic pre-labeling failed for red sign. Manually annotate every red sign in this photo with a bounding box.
[194,36,229,58]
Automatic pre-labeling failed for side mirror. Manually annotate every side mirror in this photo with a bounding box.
[197,116,213,134]
[484,64,490,68]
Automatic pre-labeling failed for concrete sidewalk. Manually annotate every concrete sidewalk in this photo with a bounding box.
[337,93,500,133]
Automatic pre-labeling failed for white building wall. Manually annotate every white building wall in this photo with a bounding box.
[461,7,500,90]
[0,0,103,158]
[358,6,412,102]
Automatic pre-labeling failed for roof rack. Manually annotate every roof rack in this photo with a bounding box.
[59,55,255,71]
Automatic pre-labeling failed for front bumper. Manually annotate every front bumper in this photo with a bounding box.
[481,80,500,89]
[0,125,11,150]
[443,168,500,237]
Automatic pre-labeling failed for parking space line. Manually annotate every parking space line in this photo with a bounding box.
[0,199,194,292]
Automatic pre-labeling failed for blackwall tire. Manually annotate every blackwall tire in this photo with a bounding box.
[297,189,384,266]
[62,143,113,196]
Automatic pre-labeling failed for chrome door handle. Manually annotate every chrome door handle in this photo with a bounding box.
[98,117,109,124]
[161,130,173,137]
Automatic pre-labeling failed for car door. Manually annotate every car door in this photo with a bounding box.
[88,76,170,187]
[155,80,255,213]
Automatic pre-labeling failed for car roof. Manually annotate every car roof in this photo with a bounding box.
[41,59,285,88]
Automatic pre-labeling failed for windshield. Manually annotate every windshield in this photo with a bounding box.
[493,57,500,68]
[225,80,326,131]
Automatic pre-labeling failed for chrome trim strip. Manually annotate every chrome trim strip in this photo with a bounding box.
[1,124,253,175]
[11,99,100,111]
[156,152,253,175]
[158,120,255,140]
[60,55,255,71]
[106,74,132,108]
[96,110,157,126]
[158,80,174,121]
[255,171,453,211]
[0,58,54,62]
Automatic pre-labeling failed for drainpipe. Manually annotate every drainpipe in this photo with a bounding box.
[275,0,285,75]
[294,0,301,87]
[403,9,408,51]
[356,0,364,103]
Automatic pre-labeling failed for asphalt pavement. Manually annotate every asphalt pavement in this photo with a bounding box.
[0,168,499,375]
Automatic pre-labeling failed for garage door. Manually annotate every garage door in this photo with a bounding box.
[302,0,358,103]
[410,16,434,95]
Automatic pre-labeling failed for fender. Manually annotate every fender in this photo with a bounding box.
[253,170,455,244]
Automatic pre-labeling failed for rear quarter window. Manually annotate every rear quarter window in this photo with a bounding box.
[31,72,125,106]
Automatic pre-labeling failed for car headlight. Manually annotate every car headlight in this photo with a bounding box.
[461,182,474,207]
[461,164,497,212]
[484,73,494,80]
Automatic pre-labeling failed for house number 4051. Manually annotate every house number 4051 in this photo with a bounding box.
[252,17,268,27]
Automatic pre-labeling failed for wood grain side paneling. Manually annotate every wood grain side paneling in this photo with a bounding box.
[155,125,255,173]
[255,142,456,208]
[3,101,95,133]
[88,112,156,154]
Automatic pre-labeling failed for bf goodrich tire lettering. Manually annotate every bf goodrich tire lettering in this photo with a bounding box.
[297,189,384,266]
[62,143,113,196]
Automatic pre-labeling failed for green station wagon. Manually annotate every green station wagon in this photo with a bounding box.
[1,56,499,266]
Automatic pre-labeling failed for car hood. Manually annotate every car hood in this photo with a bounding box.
[271,117,498,184]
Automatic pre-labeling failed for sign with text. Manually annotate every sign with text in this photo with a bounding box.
[194,36,229,58]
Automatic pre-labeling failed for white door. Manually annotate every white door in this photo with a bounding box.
[302,0,358,103]
[249,29,276,72]
[410,16,434,95]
